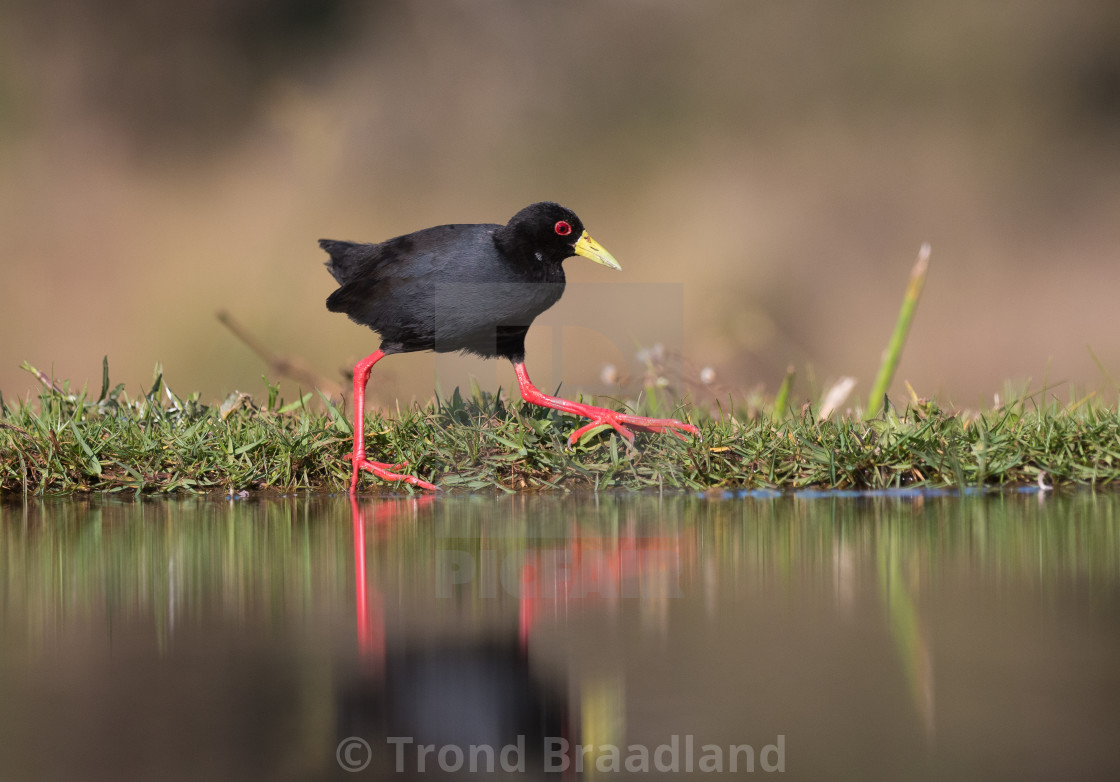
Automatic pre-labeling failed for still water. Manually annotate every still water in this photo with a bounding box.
[1,492,1118,781]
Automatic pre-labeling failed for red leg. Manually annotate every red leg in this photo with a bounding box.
[513,362,699,446]
[349,350,437,494]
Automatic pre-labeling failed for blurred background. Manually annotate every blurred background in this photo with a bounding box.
[2,0,1119,410]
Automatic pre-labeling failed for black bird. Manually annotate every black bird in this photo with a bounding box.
[322,202,698,492]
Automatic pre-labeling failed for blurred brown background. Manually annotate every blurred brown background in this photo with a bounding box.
[2,0,1119,410]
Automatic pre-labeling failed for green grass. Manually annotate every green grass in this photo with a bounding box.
[868,243,930,416]
[5,252,1118,495]
[3,359,1120,495]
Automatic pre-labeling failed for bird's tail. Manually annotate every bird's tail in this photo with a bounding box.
[319,239,376,285]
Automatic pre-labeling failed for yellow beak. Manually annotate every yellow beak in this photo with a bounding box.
[573,230,622,271]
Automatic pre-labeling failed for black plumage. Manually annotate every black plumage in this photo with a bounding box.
[323,202,582,362]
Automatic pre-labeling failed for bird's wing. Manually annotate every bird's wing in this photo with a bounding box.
[323,224,499,318]
[321,224,498,283]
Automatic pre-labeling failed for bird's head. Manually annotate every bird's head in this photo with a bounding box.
[504,202,622,270]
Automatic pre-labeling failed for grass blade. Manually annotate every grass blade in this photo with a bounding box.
[773,365,795,422]
[867,243,931,417]
[99,356,110,402]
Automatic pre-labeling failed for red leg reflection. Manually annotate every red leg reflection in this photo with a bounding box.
[350,495,435,667]
[350,495,384,673]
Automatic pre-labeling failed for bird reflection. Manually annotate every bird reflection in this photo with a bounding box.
[337,496,572,779]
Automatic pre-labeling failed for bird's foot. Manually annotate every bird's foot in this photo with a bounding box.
[350,457,438,493]
[564,404,700,446]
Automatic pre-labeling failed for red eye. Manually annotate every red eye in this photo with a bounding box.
[554,220,572,236]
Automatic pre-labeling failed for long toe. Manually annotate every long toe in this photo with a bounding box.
[567,417,635,446]
[665,420,700,438]
[356,459,439,491]
[616,414,699,438]
[398,474,439,491]
[669,425,697,441]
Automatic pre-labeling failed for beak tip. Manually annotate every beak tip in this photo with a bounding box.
[574,230,622,271]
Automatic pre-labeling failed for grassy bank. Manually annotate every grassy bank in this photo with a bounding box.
[2,362,1118,495]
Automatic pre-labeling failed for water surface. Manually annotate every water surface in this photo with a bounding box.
[1,492,1118,780]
